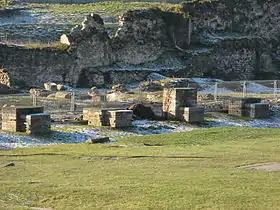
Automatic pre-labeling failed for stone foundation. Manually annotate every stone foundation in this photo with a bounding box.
[25,113,51,134]
[2,106,44,132]
[179,107,204,123]
[108,110,133,128]
[163,88,197,120]
[83,108,110,126]
[228,97,269,118]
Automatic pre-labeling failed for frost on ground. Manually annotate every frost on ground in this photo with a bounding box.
[206,112,280,128]
[2,108,280,148]
[0,120,200,149]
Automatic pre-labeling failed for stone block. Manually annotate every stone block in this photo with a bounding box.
[55,91,72,99]
[245,103,269,118]
[180,106,204,123]
[83,108,111,126]
[163,88,197,120]
[108,110,133,128]
[86,137,110,144]
[25,113,51,134]
[44,82,57,91]
[1,106,44,132]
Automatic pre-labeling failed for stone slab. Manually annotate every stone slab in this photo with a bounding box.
[180,106,204,123]
[25,113,51,134]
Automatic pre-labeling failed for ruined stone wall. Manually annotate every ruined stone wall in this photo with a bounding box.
[112,9,189,65]
[183,0,280,41]
[0,44,77,87]
[182,0,280,79]
[2,2,280,88]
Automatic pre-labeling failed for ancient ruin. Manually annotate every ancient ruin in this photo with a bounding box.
[1,106,51,134]
[1,0,280,88]
[163,88,205,123]
[83,108,133,128]
[228,97,269,118]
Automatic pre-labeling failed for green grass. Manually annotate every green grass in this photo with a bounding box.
[1,127,280,209]
[31,2,181,19]
[0,0,11,8]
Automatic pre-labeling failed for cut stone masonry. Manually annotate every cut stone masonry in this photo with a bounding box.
[1,106,51,134]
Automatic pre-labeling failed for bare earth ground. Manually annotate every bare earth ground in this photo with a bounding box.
[237,162,280,171]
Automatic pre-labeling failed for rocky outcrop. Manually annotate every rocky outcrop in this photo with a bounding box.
[112,9,189,64]
[61,14,112,70]
[181,0,280,79]
[0,44,76,88]
[62,9,189,66]
[2,1,280,89]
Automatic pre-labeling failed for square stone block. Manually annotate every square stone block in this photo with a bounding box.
[2,106,44,132]
[245,103,269,118]
[108,110,133,128]
[180,106,204,123]
[25,113,51,134]
[163,88,198,120]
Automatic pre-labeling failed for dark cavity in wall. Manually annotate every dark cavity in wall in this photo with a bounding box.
[103,72,111,85]
[76,69,91,88]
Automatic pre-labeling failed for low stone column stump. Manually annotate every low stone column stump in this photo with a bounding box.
[180,107,204,123]
[25,113,51,134]
[108,110,133,128]
[83,108,110,126]
[228,97,262,117]
[245,103,269,118]
[2,106,44,132]
[163,88,197,120]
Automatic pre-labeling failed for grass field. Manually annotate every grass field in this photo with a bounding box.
[1,127,280,209]
[0,0,11,8]
[31,1,181,20]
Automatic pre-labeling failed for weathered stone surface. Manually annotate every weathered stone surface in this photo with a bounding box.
[108,110,133,128]
[179,106,204,123]
[83,108,110,126]
[2,106,44,132]
[26,113,51,134]
[57,84,67,91]
[181,0,280,79]
[244,103,269,118]
[228,97,267,118]
[44,82,57,91]
[163,88,197,120]
[2,1,280,88]
[0,44,75,88]
[0,68,12,87]
[55,91,72,99]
